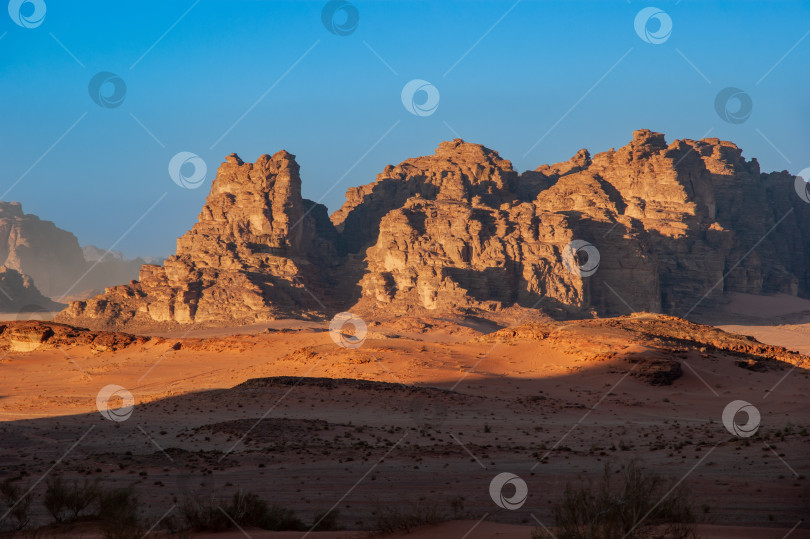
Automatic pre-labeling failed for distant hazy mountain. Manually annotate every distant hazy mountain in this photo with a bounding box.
[0,202,148,303]
[0,265,63,313]
[82,245,126,262]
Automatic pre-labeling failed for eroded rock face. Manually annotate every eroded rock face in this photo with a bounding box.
[56,130,810,330]
[0,320,148,352]
[351,131,807,317]
[57,151,339,330]
[345,136,656,316]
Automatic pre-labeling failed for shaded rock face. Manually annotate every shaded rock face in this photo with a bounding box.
[56,131,810,330]
[0,266,64,313]
[0,202,143,301]
[0,202,88,298]
[58,151,339,330]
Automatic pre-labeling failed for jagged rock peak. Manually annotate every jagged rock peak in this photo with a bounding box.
[56,149,339,331]
[0,201,25,218]
[225,152,243,165]
[533,147,592,179]
[631,128,667,149]
[433,138,514,170]
[570,148,591,167]
[331,139,520,251]
[214,150,300,192]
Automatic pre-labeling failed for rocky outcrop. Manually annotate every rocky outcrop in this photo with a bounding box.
[57,151,340,330]
[475,313,807,383]
[0,320,148,352]
[347,131,807,317]
[56,130,810,331]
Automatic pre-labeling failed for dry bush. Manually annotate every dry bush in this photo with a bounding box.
[373,500,444,534]
[310,508,342,531]
[0,478,33,531]
[43,476,100,524]
[180,489,304,532]
[534,461,697,539]
[97,487,143,539]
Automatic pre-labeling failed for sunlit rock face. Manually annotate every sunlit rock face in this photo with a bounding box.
[57,131,810,330]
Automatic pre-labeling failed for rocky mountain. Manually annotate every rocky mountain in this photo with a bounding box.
[0,202,145,304]
[56,130,810,331]
[82,245,127,262]
[58,151,339,329]
[0,202,88,299]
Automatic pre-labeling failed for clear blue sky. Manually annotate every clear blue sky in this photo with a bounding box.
[1,0,808,258]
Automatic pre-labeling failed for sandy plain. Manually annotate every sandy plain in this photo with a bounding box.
[0,295,808,537]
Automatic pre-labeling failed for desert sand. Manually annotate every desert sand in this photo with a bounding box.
[0,304,807,537]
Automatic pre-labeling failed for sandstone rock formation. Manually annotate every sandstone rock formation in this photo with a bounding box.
[56,130,810,330]
[340,131,807,317]
[0,202,144,301]
[0,320,148,353]
[58,151,339,330]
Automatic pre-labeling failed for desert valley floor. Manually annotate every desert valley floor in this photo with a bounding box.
[0,293,807,538]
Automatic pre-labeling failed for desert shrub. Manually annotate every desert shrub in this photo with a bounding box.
[228,490,304,530]
[260,503,305,531]
[97,487,143,539]
[534,461,697,539]
[449,495,466,517]
[180,489,304,532]
[225,490,268,527]
[179,494,230,532]
[0,478,32,531]
[311,508,342,531]
[43,476,100,523]
[374,500,443,534]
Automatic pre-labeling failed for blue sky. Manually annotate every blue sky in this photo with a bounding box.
[1,0,808,258]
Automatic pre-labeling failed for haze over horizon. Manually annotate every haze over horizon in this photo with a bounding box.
[2,0,808,258]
